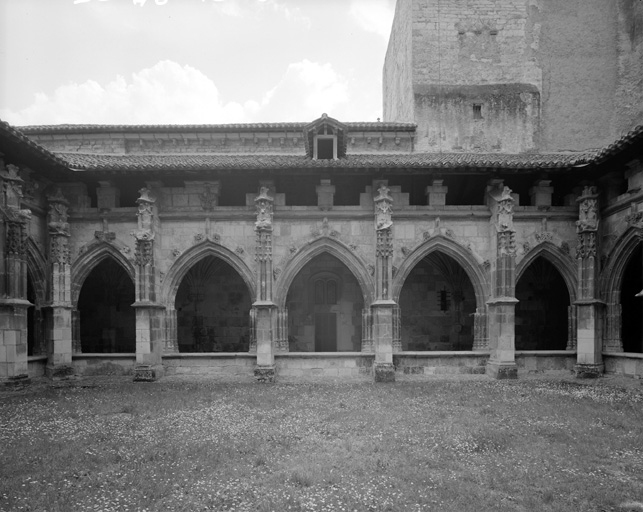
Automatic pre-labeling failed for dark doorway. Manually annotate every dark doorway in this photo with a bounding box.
[515,257,569,350]
[78,258,135,353]
[26,274,45,356]
[621,245,643,353]
[315,313,337,351]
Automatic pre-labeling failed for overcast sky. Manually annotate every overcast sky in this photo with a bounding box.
[0,0,396,126]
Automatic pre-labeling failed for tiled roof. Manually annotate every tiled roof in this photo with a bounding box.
[0,119,72,176]
[57,151,596,172]
[592,123,643,163]
[18,121,417,134]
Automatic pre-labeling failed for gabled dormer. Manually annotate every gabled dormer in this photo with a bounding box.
[304,114,347,160]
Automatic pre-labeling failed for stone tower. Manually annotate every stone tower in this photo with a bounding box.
[383,0,643,154]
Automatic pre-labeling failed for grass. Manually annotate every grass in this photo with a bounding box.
[1,375,642,511]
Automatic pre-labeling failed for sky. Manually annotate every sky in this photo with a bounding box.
[0,0,397,126]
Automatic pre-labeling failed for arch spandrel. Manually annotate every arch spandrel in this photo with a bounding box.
[274,237,374,309]
[516,242,577,302]
[392,235,488,308]
[162,240,256,307]
[71,242,136,306]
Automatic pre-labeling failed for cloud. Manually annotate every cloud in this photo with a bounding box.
[0,59,352,125]
[209,0,311,28]
[349,0,395,39]
[1,61,249,125]
[255,60,350,121]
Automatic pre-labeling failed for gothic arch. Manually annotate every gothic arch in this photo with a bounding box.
[162,240,256,306]
[601,227,642,303]
[274,237,374,308]
[71,243,136,306]
[516,242,577,302]
[26,238,48,304]
[392,235,488,308]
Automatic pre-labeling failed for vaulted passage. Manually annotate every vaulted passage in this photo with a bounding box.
[621,245,643,353]
[399,253,476,350]
[175,256,251,352]
[78,258,135,353]
[515,257,569,350]
[286,253,363,352]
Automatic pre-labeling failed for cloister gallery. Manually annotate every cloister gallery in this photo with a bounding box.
[1,0,643,382]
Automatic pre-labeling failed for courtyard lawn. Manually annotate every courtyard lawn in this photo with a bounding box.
[1,375,642,512]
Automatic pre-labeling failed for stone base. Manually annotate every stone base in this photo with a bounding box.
[486,361,518,380]
[133,364,163,382]
[3,374,31,388]
[46,364,75,380]
[254,365,275,383]
[574,363,604,379]
[374,363,395,383]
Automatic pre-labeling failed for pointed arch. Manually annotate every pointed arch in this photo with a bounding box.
[516,242,577,302]
[392,235,488,308]
[162,240,256,307]
[274,237,374,308]
[601,227,642,303]
[71,242,136,306]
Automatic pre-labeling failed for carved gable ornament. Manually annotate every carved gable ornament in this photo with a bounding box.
[254,186,274,230]
[374,184,393,231]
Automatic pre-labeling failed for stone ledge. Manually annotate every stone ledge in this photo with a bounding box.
[73,353,136,359]
[603,352,643,359]
[163,353,256,359]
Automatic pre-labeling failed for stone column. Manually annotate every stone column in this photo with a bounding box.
[316,179,335,210]
[131,188,164,381]
[472,307,489,350]
[253,186,277,382]
[96,181,120,210]
[574,186,604,377]
[164,307,179,353]
[486,185,518,379]
[275,307,289,352]
[529,180,553,207]
[372,183,396,382]
[45,189,74,379]
[0,162,31,385]
[71,307,81,354]
[425,179,448,206]
[567,304,578,350]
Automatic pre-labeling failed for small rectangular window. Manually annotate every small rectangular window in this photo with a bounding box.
[317,138,335,160]
[438,289,450,311]
[473,104,483,120]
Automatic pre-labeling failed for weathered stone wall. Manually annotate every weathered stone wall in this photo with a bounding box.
[412,84,539,152]
[537,0,618,151]
[410,0,541,88]
[384,0,642,153]
[383,0,414,124]
[615,0,643,135]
